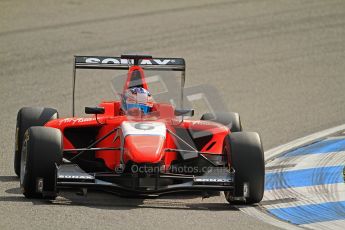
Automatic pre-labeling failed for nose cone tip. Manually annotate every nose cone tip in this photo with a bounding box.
[124,135,165,163]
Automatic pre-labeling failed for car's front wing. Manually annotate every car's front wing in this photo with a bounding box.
[55,164,235,196]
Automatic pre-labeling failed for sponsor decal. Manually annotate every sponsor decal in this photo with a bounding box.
[194,178,233,183]
[85,58,173,65]
[58,118,95,126]
[191,120,215,126]
[58,175,94,180]
[191,120,227,129]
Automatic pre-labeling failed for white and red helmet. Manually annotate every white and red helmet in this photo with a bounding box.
[122,87,153,114]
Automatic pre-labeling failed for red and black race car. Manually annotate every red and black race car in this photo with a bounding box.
[14,54,264,204]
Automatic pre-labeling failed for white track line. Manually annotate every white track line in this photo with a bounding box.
[263,183,345,209]
[265,124,345,161]
[266,151,345,172]
[239,124,345,230]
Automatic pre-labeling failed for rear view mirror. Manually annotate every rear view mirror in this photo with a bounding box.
[85,106,105,115]
[174,109,194,117]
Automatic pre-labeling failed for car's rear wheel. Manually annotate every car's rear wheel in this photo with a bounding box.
[20,127,62,199]
[14,107,58,177]
[224,132,264,204]
[200,112,242,132]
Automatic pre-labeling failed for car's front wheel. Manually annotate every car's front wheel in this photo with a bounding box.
[224,132,264,204]
[20,127,62,199]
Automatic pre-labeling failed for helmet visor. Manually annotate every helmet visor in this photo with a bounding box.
[126,103,151,114]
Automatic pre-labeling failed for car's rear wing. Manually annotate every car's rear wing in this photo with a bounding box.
[74,55,185,71]
[72,54,186,116]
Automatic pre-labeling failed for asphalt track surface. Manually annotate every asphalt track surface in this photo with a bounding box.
[1,0,345,229]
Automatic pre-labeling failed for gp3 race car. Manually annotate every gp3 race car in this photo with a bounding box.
[14,54,264,204]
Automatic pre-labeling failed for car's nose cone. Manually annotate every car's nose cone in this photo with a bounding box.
[124,135,165,163]
[121,121,166,163]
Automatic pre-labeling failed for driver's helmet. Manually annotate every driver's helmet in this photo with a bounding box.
[122,87,153,114]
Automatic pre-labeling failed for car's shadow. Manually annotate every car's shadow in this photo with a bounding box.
[0,175,240,211]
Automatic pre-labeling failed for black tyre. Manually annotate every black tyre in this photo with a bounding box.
[201,112,242,132]
[224,132,264,204]
[14,107,58,177]
[20,127,62,199]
